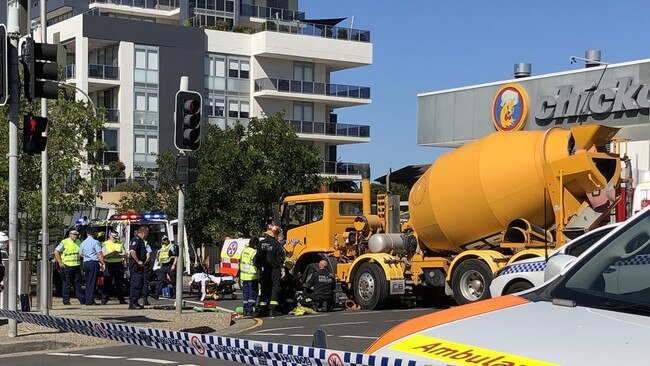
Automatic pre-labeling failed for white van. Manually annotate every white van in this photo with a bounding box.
[632,181,650,215]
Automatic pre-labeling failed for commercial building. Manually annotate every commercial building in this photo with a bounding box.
[417,52,650,185]
[26,0,372,188]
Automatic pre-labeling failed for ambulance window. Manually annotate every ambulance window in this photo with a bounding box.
[310,202,324,223]
[340,201,362,216]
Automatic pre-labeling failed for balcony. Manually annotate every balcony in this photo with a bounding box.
[89,64,119,80]
[105,109,119,122]
[287,120,370,144]
[254,78,370,107]
[322,161,362,177]
[63,64,75,79]
[240,4,305,21]
[264,20,370,43]
[89,0,179,10]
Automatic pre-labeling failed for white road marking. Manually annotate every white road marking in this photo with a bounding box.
[126,358,178,364]
[285,314,328,319]
[47,353,85,357]
[338,335,378,339]
[83,355,127,359]
[318,321,369,327]
[252,326,304,333]
[245,333,286,336]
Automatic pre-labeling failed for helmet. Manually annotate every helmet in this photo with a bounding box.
[265,224,281,237]
[284,259,294,270]
[109,230,119,239]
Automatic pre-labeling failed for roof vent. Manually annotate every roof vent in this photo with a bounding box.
[585,50,601,68]
[514,63,532,78]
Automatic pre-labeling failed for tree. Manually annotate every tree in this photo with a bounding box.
[366,182,410,201]
[186,112,323,245]
[0,88,105,250]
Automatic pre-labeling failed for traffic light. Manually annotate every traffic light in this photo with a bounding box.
[174,91,202,151]
[22,38,59,101]
[23,113,48,154]
[176,154,198,185]
[0,24,7,106]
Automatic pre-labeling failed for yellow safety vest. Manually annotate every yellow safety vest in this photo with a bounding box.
[61,238,81,266]
[159,243,175,264]
[103,240,124,263]
[239,246,258,281]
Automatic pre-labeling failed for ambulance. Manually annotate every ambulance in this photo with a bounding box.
[219,238,250,277]
[367,205,650,366]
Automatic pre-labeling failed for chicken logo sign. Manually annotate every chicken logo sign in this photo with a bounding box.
[491,83,529,131]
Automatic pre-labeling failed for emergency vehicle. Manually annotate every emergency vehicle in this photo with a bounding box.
[220,238,250,277]
[367,205,650,366]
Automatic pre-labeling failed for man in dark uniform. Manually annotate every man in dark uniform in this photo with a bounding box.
[254,225,285,317]
[129,226,149,309]
[303,259,335,312]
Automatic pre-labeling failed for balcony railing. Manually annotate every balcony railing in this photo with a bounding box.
[241,4,305,21]
[255,78,370,99]
[89,64,119,80]
[323,161,362,176]
[63,64,75,79]
[287,120,370,138]
[89,0,179,10]
[264,20,370,43]
[105,109,119,122]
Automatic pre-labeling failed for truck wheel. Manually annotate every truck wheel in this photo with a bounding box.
[505,280,533,295]
[353,262,389,310]
[452,259,492,305]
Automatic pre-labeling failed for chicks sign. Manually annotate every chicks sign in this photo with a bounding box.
[491,84,529,132]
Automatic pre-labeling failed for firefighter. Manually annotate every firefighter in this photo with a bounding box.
[239,237,259,317]
[101,230,127,305]
[254,225,285,317]
[54,229,84,305]
[303,259,335,312]
[153,235,177,299]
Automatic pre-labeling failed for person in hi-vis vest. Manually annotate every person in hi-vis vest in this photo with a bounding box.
[101,230,128,305]
[239,237,259,317]
[54,229,84,305]
[153,235,178,299]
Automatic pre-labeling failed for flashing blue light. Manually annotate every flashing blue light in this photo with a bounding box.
[144,214,152,219]
[142,212,167,220]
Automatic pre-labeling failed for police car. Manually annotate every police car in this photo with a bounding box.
[489,223,619,297]
[367,205,650,366]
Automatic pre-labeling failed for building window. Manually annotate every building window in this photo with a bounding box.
[134,47,159,86]
[293,102,314,122]
[294,62,314,82]
[134,45,159,170]
[205,53,250,128]
[103,129,119,165]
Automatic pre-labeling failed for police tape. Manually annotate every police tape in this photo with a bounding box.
[0,309,418,366]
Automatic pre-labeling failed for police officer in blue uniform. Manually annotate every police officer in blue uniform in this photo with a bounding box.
[79,227,105,306]
[128,226,149,309]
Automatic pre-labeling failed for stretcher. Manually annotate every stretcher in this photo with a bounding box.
[189,272,237,301]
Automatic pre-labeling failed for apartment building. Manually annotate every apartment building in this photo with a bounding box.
[26,0,372,189]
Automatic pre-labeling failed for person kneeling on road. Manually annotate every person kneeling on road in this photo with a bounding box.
[303,259,335,312]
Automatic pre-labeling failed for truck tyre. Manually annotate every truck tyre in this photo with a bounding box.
[504,280,533,295]
[452,259,492,305]
[353,262,389,310]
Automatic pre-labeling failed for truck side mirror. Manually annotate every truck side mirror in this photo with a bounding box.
[543,254,577,282]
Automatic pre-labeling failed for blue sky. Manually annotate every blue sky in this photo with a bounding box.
[300,0,650,180]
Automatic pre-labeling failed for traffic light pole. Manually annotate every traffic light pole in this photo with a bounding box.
[6,2,21,337]
[176,76,188,314]
[39,0,51,315]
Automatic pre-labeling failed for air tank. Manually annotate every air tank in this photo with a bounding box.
[408,125,620,254]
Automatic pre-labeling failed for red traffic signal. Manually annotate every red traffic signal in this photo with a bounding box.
[174,91,202,151]
[23,114,48,154]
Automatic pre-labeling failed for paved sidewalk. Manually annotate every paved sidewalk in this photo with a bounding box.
[0,297,256,357]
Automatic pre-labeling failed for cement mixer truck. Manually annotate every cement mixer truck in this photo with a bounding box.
[277,124,624,309]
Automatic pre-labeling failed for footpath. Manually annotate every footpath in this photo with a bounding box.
[0,292,256,356]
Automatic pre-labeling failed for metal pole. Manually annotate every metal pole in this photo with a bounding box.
[6,0,21,337]
[39,0,50,315]
[175,76,188,313]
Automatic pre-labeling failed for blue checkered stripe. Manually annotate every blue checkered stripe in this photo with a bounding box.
[614,254,650,266]
[0,310,418,366]
[499,261,546,276]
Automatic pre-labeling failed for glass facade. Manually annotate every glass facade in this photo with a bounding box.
[133,45,160,172]
[204,53,250,129]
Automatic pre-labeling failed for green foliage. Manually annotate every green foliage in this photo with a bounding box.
[232,25,258,34]
[115,151,178,217]
[0,90,105,234]
[366,182,410,201]
[107,160,126,178]
[186,112,323,244]
[203,20,231,31]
